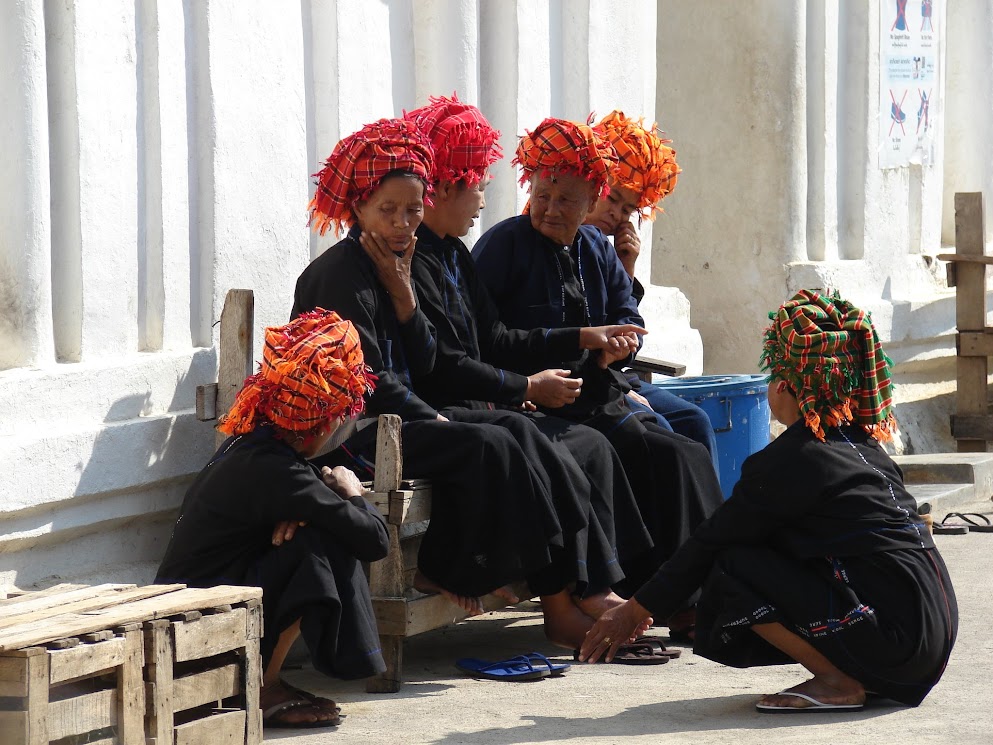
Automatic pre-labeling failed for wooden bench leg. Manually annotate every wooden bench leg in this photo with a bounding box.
[366,636,403,693]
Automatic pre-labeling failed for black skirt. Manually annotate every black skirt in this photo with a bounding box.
[693,544,958,706]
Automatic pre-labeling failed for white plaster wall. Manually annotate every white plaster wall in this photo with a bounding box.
[2,0,988,592]
[656,0,807,376]
[942,0,993,245]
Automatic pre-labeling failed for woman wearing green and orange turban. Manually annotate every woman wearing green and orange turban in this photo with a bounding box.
[579,290,957,712]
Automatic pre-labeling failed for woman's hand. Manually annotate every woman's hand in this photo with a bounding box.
[614,222,641,279]
[626,390,651,409]
[359,231,418,323]
[321,465,366,498]
[271,520,306,546]
[579,324,647,353]
[578,597,653,663]
[526,369,582,407]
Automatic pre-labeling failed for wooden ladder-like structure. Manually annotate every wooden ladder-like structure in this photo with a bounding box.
[938,192,990,452]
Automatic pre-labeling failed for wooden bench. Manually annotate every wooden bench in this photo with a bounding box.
[0,583,262,745]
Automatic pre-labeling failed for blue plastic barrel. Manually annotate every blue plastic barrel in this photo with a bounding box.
[650,374,770,499]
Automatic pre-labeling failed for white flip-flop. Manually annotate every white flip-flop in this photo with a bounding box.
[756,690,865,713]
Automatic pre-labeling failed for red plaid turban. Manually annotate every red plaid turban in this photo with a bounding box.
[219,309,375,435]
[594,110,680,220]
[514,117,617,200]
[404,94,502,187]
[308,118,435,237]
[761,289,896,443]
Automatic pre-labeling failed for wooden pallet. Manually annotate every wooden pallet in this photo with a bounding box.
[0,583,262,745]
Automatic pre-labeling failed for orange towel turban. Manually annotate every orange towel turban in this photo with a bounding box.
[308,118,435,236]
[218,309,375,436]
[514,117,617,200]
[594,110,680,220]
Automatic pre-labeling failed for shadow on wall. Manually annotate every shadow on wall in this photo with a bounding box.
[0,360,216,589]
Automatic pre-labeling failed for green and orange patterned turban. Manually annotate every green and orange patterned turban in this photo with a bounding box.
[514,117,618,200]
[761,289,896,442]
[308,118,435,236]
[218,309,375,436]
[594,110,680,220]
[404,94,503,187]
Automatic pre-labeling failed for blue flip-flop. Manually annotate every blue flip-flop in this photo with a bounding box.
[455,654,559,681]
[520,652,571,676]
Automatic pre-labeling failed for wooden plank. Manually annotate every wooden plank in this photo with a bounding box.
[117,628,144,745]
[243,602,263,745]
[374,414,403,493]
[0,586,259,652]
[950,414,993,441]
[171,664,240,712]
[48,636,125,685]
[48,688,116,741]
[0,584,87,608]
[957,331,993,358]
[0,711,28,745]
[172,608,247,662]
[216,289,254,449]
[174,709,246,745]
[25,649,47,745]
[953,193,987,331]
[144,620,174,745]
[0,584,136,623]
[196,383,218,421]
[936,253,993,265]
[367,487,432,525]
[0,656,27,696]
[0,584,183,635]
[366,635,403,694]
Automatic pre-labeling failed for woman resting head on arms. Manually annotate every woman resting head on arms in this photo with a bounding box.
[579,290,958,712]
[156,310,388,729]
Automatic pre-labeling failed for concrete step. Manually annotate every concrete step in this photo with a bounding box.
[894,452,993,515]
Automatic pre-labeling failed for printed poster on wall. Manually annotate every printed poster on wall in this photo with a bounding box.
[879,0,940,169]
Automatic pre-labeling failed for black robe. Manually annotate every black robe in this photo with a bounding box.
[292,229,600,597]
[410,224,653,583]
[155,427,390,680]
[473,217,725,597]
[633,421,958,706]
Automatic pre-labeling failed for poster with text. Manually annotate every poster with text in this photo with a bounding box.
[879,0,940,169]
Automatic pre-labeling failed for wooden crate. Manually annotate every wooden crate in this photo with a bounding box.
[144,598,262,745]
[0,583,262,745]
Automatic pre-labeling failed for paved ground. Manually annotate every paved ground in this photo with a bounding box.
[272,501,992,745]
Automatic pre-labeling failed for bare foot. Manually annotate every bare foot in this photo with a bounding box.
[573,592,653,640]
[413,571,483,616]
[757,676,866,710]
[540,591,596,649]
[491,585,520,605]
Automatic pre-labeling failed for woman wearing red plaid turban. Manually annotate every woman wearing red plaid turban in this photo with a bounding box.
[473,117,724,641]
[157,310,389,728]
[294,118,656,652]
[580,290,957,712]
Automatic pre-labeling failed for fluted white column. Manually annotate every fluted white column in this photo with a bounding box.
[0,0,54,370]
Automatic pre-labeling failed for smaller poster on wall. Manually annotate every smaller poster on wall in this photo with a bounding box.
[878,0,940,169]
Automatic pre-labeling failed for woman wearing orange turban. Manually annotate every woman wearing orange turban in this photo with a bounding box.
[156,310,388,729]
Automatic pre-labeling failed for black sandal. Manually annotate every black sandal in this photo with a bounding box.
[936,512,993,534]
